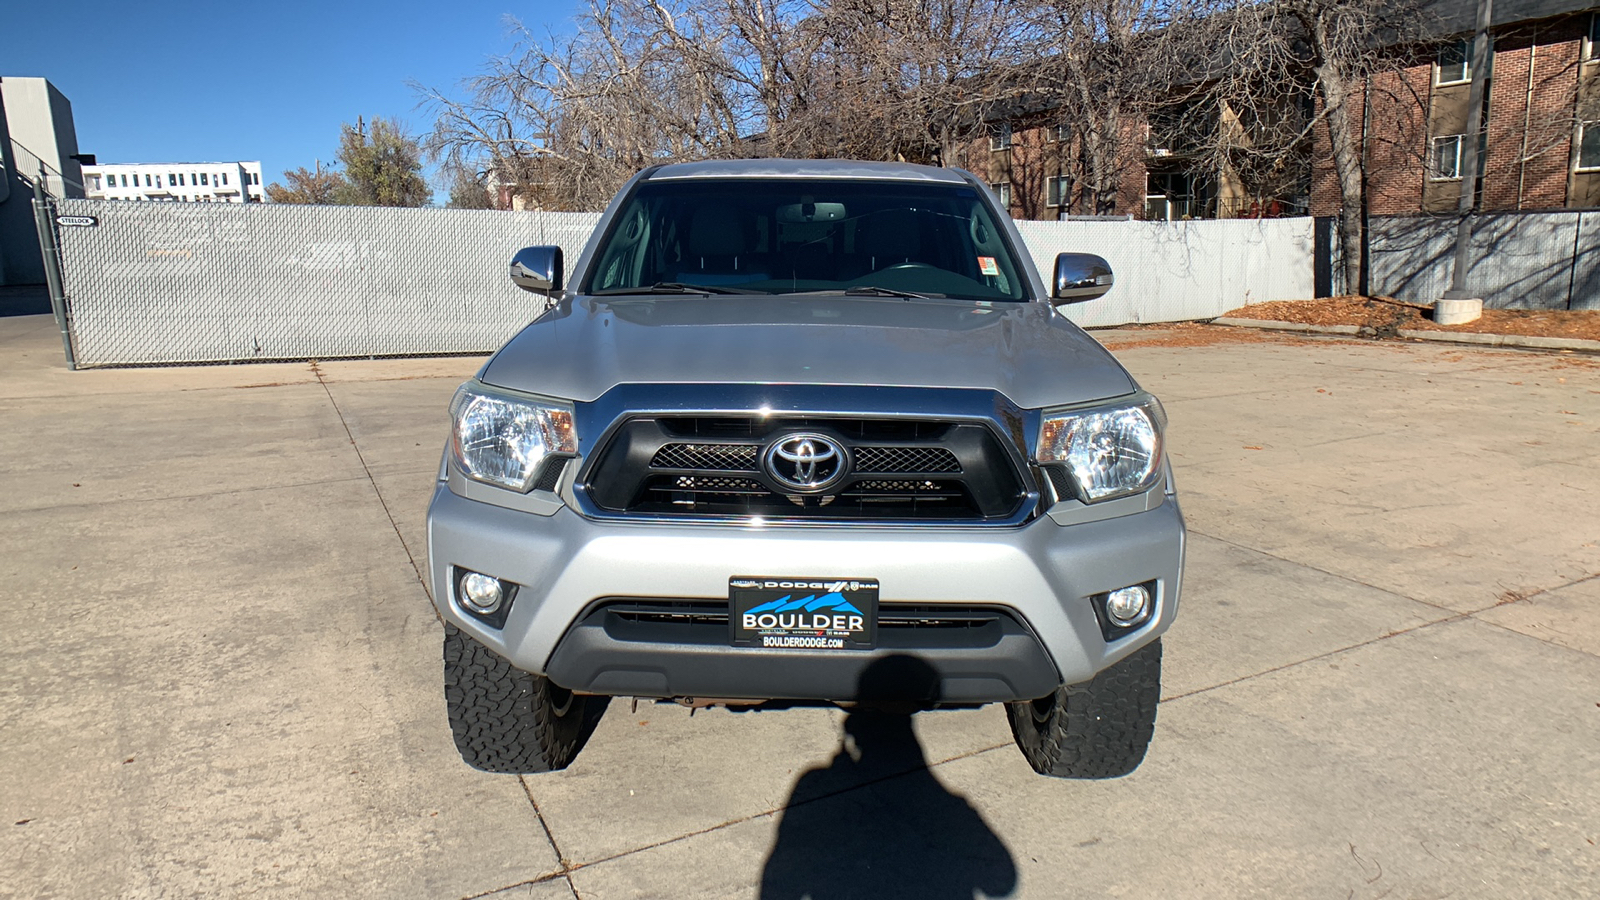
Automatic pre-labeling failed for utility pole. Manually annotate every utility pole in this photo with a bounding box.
[1437,0,1492,325]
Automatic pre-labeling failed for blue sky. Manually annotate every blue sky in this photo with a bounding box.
[1,0,582,195]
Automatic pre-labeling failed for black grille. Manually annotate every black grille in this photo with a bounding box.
[601,599,1005,632]
[651,443,759,471]
[852,446,961,474]
[585,415,1026,522]
[1045,466,1077,502]
[650,442,960,476]
[533,459,568,492]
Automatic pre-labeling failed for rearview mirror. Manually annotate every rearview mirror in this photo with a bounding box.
[510,246,563,296]
[1051,252,1114,304]
[777,202,847,224]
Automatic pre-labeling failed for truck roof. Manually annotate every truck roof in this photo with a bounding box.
[646,158,970,183]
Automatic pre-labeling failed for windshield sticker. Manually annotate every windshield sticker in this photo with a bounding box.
[977,256,1000,276]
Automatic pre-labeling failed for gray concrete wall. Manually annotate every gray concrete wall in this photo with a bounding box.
[1369,210,1600,310]
[1,76,84,286]
[0,78,82,198]
[0,88,45,286]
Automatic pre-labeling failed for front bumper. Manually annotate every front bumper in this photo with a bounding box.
[427,480,1185,703]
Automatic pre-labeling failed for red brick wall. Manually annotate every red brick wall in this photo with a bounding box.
[1365,65,1434,216]
[1309,90,1351,217]
[1483,35,1535,209]
[1517,24,1584,209]
[961,116,1149,219]
[1308,64,1432,218]
[1310,16,1590,217]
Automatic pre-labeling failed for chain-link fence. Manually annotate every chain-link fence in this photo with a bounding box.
[50,198,1315,366]
[1015,216,1314,328]
[54,198,599,366]
[1368,211,1600,310]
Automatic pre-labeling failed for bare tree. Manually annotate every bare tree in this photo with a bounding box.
[779,0,1037,165]
[445,165,497,209]
[1019,0,1221,216]
[1207,0,1428,292]
[420,0,1037,208]
[421,0,797,210]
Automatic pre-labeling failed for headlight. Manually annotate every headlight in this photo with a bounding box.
[449,383,577,492]
[1037,397,1164,502]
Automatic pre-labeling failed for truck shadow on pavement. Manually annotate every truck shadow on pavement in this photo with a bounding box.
[759,655,1018,899]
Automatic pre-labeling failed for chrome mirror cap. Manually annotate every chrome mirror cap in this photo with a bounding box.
[510,246,564,296]
[1051,252,1114,304]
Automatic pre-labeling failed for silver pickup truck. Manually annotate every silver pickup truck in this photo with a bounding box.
[427,159,1184,778]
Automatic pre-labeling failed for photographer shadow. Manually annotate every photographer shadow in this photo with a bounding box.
[759,655,1017,900]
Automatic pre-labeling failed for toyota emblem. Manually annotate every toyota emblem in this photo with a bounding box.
[764,433,847,492]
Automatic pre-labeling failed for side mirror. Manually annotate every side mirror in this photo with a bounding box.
[1051,252,1114,304]
[510,246,563,296]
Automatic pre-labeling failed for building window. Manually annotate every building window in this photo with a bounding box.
[989,182,1012,208]
[1432,134,1464,180]
[1045,124,1070,143]
[1587,14,1600,62]
[198,173,207,186]
[220,172,228,186]
[1437,40,1471,85]
[1046,175,1069,207]
[1578,122,1600,171]
[989,123,1013,151]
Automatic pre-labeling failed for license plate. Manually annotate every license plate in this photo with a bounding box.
[729,576,879,650]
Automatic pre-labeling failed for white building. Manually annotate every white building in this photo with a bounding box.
[83,161,264,203]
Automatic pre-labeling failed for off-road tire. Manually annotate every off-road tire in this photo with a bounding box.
[1006,638,1161,778]
[443,623,609,773]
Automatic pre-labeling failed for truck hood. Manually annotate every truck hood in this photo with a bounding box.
[479,295,1136,409]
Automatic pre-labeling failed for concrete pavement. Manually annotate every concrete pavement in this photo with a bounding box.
[2,315,1596,898]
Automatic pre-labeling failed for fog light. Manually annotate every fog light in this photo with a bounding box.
[460,572,505,614]
[1105,585,1151,627]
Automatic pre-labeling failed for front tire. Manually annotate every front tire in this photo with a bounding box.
[443,623,609,773]
[1006,638,1161,778]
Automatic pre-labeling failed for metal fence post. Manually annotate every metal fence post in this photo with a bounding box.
[30,172,77,370]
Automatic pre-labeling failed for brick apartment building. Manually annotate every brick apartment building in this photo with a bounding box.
[952,114,1178,223]
[1312,0,1600,217]
[957,1,1600,222]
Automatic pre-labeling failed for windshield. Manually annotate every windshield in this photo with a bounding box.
[581,178,1031,302]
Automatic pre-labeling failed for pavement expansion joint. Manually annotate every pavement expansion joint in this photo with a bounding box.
[1159,612,1475,704]
[519,774,581,896]
[312,360,429,591]
[1185,527,1457,615]
[8,474,375,516]
[548,741,1014,877]
[1472,616,1600,661]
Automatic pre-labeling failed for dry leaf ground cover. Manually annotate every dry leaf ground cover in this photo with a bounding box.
[1225,296,1600,342]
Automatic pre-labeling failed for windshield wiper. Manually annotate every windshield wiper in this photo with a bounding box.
[843,285,937,300]
[594,282,752,296]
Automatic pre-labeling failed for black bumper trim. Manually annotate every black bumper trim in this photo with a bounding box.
[543,599,1062,703]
